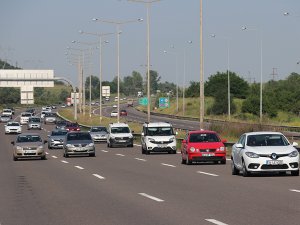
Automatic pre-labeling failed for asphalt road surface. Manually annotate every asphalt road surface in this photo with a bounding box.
[0,109,300,225]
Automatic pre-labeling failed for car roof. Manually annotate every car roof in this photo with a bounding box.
[244,131,283,136]
[143,122,172,127]
[189,130,217,134]
[109,123,129,128]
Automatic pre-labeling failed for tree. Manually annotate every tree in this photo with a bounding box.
[185,81,200,97]
[145,70,161,94]
[209,88,236,115]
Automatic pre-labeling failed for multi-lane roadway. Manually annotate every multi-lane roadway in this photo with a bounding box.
[0,109,300,225]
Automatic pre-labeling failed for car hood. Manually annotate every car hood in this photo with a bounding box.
[49,135,66,140]
[66,140,93,145]
[6,125,21,129]
[110,133,132,138]
[187,142,224,149]
[245,145,297,154]
[16,142,43,147]
[90,132,108,135]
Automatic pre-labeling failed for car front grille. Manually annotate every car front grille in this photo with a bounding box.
[200,149,216,153]
[23,147,37,150]
[261,164,289,169]
[150,140,172,144]
[115,137,130,141]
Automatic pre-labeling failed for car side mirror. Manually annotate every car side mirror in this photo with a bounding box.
[44,140,48,144]
[132,131,134,133]
[182,140,187,144]
[175,131,178,135]
[11,141,15,145]
[235,143,243,148]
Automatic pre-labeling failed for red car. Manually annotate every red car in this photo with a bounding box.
[65,122,81,132]
[120,109,128,116]
[181,130,227,165]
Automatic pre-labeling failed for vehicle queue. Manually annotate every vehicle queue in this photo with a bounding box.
[1,106,299,177]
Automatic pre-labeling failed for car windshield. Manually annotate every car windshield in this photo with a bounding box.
[17,135,42,142]
[145,127,174,136]
[3,109,11,112]
[30,118,40,122]
[45,113,56,117]
[8,122,19,126]
[189,133,220,143]
[21,113,32,117]
[67,133,92,141]
[67,123,78,127]
[247,134,289,147]
[51,130,68,136]
[91,127,107,132]
[2,115,10,118]
[57,121,67,125]
[111,127,130,134]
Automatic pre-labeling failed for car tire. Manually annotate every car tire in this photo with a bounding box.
[291,170,299,176]
[89,153,95,157]
[13,155,18,161]
[145,150,150,155]
[221,159,226,164]
[48,145,52,150]
[141,146,145,154]
[181,157,186,164]
[242,160,250,177]
[231,160,239,175]
[64,153,69,158]
[41,155,47,160]
[173,150,177,154]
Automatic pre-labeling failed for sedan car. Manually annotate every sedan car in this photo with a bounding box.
[231,131,299,177]
[56,120,68,130]
[181,130,227,165]
[63,132,95,157]
[44,112,57,124]
[89,126,108,142]
[11,133,47,161]
[65,122,81,132]
[27,117,42,130]
[5,121,22,134]
[120,109,127,116]
[0,114,12,123]
[110,111,118,117]
[47,129,68,149]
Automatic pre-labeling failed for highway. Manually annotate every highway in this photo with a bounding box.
[0,109,300,225]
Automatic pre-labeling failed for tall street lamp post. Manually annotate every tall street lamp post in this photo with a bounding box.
[200,0,204,129]
[79,30,113,122]
[128,0,160,123]
[242,26,263,124]
[210,34,231,120]
[183,40,193,116]
[93,18,143,123]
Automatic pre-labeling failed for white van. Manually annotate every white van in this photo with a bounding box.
[141,122,177,155]
[107,123,133,148]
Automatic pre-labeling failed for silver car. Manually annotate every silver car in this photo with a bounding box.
[0,114,12,123]
[89,126,108,142]
[63,132,95,157]
[47,129,68,149]
[5,121,22,134]
[11,133,47,161]
[44,112,57,124]
[27,117,42,130]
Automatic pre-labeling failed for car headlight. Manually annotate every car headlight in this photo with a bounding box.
[66,144,75,148]
[110,136,115,140]
[16,146,22,150]
[88,143,94,147]
[245,152,259,158]
[148,138,155,142]
[189,147,196,152]
[38,145,44,149]
[217,146,225,151]
[51,139,55,142]
[289,150,299,158]
[169,137,175,142]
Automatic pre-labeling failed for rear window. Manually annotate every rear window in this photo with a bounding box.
[67,133,92,141]
[189,133,220,143]
[29,118,41,122]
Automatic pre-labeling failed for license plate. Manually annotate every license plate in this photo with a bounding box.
[202,153,215,157]
[24,150,36,154]
[266,160,283,165]
[158,145,167,148]
[118,140,126,142]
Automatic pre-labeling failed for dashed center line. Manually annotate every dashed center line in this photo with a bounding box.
[205,219,228,225]
[101,150,109,153]
[161,163,176,168]
[93,174,106,180]
[116,154,125,157]
[197,171,219,177]
[135,158,147,161]
[138,193,164,202]
[51,156,58,159]
[75,166,84,170]
[289,189,300,193]
[61,160,69,164]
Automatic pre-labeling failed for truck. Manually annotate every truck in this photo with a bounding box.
[127,99,134,107]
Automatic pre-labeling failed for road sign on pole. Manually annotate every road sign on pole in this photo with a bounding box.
[159,97,170,108]
[139,97,148,106]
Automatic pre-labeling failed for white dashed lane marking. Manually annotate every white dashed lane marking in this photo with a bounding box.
[61,160,69,164]
[52,156,58,159]
[290,189,300,193]
[135,158,147,162]
[197,171,219,177]
[205,219,228,225]
[138,193,164,202]
[93,174,106,180]
[75,166,84,170]
[101,150,108,153]
[161,163,176,168]
[116,154,125,157]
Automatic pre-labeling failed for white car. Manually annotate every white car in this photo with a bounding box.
[5,121,22,134]
[20,112,33,124]
[110,111,118,117]
[2,108,13,117]
[231,131,299,177]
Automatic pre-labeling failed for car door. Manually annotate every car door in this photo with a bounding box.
[232,134,246,169]
[181,133,189,156]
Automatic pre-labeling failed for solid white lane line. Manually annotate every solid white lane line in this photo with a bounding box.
[289,189,300,193]
[205,219,228,225]
[138,193,164,202]
[197,171,219,177]
[161,163,176,168]
[75,166,84,170]
[93,174,105,180]
[101,150,108,153]
[135,158,147,161]
[61,160,69,164]
[116,154,125,157]
[52,156,58,159]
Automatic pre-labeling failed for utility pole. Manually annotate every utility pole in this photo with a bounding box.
[270,68,278,81]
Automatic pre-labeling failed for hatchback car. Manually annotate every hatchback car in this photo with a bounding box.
[63,132,95,157]
[231,131,299,176]
[65,122,81,132]
[44,112,57,124]
[47,129,68,149]
[27,117,42,130]
[120,109,128,116]
[89,126,108,142]
[181,130,227,165]
[5,121,22,134]
[56,120,68,130]
[110,111,118,117]
[11,133,47,161]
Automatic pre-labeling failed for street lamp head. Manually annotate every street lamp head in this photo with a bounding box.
[188,40,193,44]
[79,30,84,34]
[104,40,109,44]
[297,61,300,65]
[138,18,144,22]
[71,40,76,43]
[92,18,98,22]
[241,26,247,30]
[210,34,216,38]
[283,12,290,16]
[163,50,167,53]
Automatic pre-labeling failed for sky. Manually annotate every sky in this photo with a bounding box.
[1,0,300,88]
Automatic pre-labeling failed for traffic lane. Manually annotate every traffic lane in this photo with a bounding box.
[46,144,300,225]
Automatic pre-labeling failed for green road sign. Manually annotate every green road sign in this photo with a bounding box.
[139,97,148,106]
[159,97,170,108]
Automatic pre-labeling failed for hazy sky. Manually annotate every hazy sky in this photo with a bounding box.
[1,0,300,88]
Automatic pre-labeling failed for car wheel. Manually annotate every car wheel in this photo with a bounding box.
[64,153,69,158]
[107,142,110,148]
[48,145,52,150]
[181,156,186,164]
[173,150,177,154]
[145,150,150,155]
[291,170,299,176]
[242,160,249,177]
[141,147,145,154]
[221,159,226,164]
[41,155,47,160]
[89,153,95,157]
[231,159,239,175]
[13,155,18,161]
